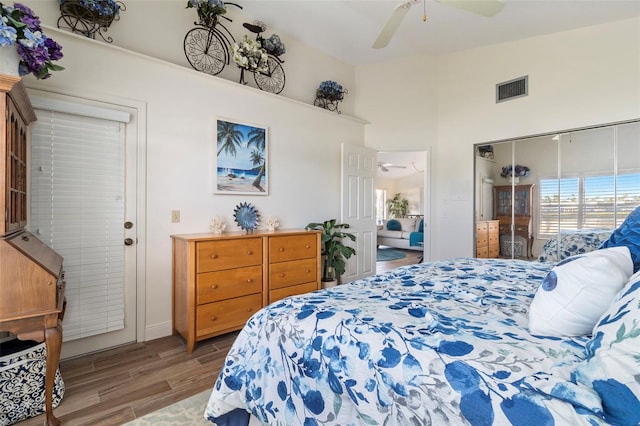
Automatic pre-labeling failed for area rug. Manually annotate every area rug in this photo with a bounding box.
[376,247,407,261]
[124,389,211,425]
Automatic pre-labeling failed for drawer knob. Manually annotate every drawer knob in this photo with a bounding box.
[246,308,252,312]
[210,284,218,289]
[247,250,253,255]
[280,273,285,278]
[246,278,253,283]
[210,316,217,321]
[305,244,310,249]
[211,254,218,259]
[305,269,310,273]
[279,247,284,252]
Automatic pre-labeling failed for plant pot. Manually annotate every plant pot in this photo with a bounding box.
[321,279,338,289]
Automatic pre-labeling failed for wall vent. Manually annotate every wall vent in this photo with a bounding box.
[496,76,528,103]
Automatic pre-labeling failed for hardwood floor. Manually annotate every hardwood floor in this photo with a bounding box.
[15,332,239,426]
[14,252,419,426]
[376,247,422,274]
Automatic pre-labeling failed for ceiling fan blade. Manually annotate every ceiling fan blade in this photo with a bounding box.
[439,0,505,17]
[372,1,414,49]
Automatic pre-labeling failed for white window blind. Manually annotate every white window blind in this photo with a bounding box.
[30,109,126,341]
[539,173,640,236]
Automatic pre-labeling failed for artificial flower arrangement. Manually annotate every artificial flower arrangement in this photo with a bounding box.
[0,2,64,79]
[316,80,346,101]
[186,0,225,28]
[262,34,285,57]
[209,216,227,234]
[501,164,530,178]
[59,0,122,20]
[231,35,268,72]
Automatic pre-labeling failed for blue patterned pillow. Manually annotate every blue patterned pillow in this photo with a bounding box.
[600,206,640,273]
[418,218,424,232]
[386,219,401,231]
[569,270,640,425]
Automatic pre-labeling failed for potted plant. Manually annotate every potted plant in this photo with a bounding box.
[306,219,356,287]
[58,0,125,42]
[0,3,64,79]
[186,0,225,29]
[386,193,409,218]
[314,80,347,114]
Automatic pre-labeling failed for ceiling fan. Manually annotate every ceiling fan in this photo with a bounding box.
[377,162,407,172]
[372,0,505,49]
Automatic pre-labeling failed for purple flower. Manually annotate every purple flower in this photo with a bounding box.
[0,2,63,79]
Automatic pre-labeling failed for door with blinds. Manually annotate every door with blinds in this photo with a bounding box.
[30,102,137,358]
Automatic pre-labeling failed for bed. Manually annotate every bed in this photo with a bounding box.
[204,209,640,425]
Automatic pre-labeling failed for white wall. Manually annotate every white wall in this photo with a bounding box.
[26,0,356,115]
[357,17,640,260]
[23,28,365,340]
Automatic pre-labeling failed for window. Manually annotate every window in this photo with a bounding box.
[539,172,640,236]
[376,189,387,224]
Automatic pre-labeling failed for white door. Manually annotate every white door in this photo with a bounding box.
[341,143,376,283]
[29,97,138,359]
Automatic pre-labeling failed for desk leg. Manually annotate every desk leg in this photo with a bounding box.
[44,324,62,426]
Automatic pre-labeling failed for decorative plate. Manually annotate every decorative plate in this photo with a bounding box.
[233,202,260,232]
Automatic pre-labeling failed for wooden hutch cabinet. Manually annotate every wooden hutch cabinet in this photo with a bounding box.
[0,75,66,426]
[493,184,535,258]
[171,229,321,353]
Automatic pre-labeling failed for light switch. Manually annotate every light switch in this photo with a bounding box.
[171,210,180,223]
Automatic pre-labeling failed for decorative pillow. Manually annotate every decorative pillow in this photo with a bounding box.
[386,219,401,231]
[528,246,633,336]
[418,218,424,232]
[537,229,612,263]
[599,205,640,273]
[568,270,640,425]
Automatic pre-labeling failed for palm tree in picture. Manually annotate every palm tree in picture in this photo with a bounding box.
[249,149,265,192]
[217,121,243,157]
[247,127,266,191]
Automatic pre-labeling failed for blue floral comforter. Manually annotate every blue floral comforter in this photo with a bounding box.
[204,258,603,425]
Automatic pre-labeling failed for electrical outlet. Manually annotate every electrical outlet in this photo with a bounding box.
[171,210,180,223]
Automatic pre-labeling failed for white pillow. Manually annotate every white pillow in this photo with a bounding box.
[528,246,633,336]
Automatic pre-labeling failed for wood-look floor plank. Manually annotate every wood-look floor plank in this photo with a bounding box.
[14,254,417,425]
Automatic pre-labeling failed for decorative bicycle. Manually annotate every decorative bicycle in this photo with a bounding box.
[239,22,286,94]
[183,2,242,76]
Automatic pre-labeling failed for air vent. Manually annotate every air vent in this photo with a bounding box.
[496,76,528,103]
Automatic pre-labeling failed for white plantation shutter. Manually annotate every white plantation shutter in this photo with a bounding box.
[31,108,127,341]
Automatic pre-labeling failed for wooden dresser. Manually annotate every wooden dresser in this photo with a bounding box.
[171,229,321,353]
[476,220,499,258]
[0,75,65,426]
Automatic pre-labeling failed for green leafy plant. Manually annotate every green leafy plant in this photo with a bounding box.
[306,219,356,282]
[386,193,409,218]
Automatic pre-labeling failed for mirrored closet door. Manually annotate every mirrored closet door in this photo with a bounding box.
[474,120,640,261]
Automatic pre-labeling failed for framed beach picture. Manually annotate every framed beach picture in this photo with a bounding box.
[214,118,268,195]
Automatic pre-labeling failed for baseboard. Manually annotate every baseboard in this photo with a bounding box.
[144,321,173,341]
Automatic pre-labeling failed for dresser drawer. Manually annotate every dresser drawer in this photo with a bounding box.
[270,258,317,290]
[197,238,262,272]
[270,281,318,304]
[488,221,499,233]
[196,293,262,337]
[488,234,499,245]
[476,235,488,246]
[476,222,488,233]
[488,245,500,258]
[476,247,489,258]
[269,234,317,263]
[196,265,262,304]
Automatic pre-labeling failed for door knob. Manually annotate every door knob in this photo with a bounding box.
[124,238,134,246]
